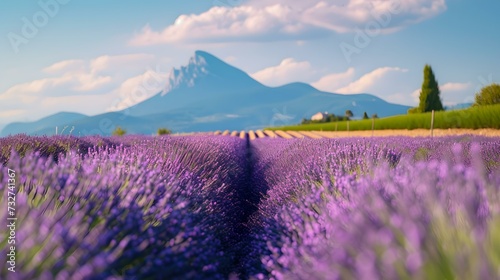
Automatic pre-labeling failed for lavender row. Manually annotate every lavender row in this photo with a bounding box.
[0,136,248,279]
[246,136,500,279]
[0,135,123,165]
[1,135,499,279]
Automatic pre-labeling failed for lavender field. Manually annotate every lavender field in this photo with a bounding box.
[1,135,500,279]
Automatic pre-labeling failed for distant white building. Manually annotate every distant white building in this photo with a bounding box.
[311,112,327,121]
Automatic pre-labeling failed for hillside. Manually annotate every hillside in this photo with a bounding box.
[270,104,500,131]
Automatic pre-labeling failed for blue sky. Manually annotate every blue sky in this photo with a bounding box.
[1,0,499,129]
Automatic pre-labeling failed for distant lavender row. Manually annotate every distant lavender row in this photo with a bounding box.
[246,136,500,279]
[0,135,123,165]
[0,135,248,279]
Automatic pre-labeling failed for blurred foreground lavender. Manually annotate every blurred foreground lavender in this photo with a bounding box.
[246,137,500,280]
[0,135,499,279]
[1,135,248,279]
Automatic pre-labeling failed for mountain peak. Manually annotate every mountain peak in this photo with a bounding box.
[193,50,216,61]
[163,51,258,94]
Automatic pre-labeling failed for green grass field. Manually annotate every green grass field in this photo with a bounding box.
[268,104,500,131]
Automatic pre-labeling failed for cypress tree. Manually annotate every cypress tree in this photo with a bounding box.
[418,65,444,112]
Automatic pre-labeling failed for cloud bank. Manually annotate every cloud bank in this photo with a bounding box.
[0,53,167,125]
[130,0,447,45]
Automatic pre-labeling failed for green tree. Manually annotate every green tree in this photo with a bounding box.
[345,110,354,119]
[362,112,369,119]
[417,65,444,112]
[157,128,172,135]
[408,107,420,114]
[326,113,337,122]
[474,83,500,106]
[112,126,126,136]
[372,113,379,119]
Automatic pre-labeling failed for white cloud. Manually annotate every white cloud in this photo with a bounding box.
[385,92,417,106]
[411,88,421,103]
[440,82,471,92]
[312,67,356,92]
[0,53,169,126]
[90,54,155,74]
[440,82,474,105]
[1,53,159,100]
[72,74,113,92]
[107,69,169,111]
[300,0,446,33]
[0,76,76,102]
[42,54,156,77]
[43,59,85,74]
[1,73,112,98]
[130,5,314,45]
[3,79,59,96]
[130,0,447,45]
[336,67,408,94]
[253,63,415,104]
[0,109,25,119]
[250,58,315,86]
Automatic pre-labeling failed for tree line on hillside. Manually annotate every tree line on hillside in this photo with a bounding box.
[112,127,172,136]
[301,110,378,125]
[301,113,349,125]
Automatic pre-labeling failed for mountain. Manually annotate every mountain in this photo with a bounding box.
[1,51,411,136]
[124,50,266,117]
[445,103,473,110]
[1,112,87,136]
